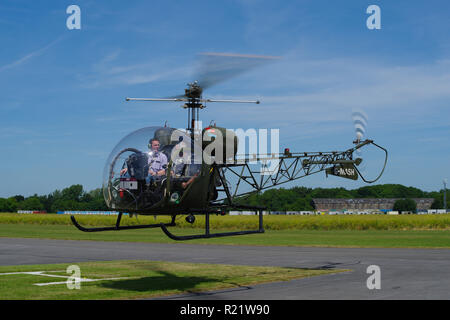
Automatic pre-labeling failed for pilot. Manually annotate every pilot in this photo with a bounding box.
[147,138,168,182]
[119,138,168,181]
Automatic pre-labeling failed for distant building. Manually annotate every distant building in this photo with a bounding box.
[312,198,434,211]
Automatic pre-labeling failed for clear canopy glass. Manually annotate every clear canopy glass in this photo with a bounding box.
[102,126,200,210]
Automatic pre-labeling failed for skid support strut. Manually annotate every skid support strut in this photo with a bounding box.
[160,208,265,241]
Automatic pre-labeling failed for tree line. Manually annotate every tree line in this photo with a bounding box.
[234,184,449,211]
[0,185,107,213]
[0,183,448,213]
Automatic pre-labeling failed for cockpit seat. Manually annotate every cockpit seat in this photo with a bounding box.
[126,152,149,181]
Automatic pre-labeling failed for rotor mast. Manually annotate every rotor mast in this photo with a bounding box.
[184,81,203,133]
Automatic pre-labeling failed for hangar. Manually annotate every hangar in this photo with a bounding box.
[312,198,434,211]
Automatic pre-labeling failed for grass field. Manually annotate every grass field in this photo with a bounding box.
[1,213,450,248]
[1,223,450,248]
[2,212,450,230]
[0,214,448,300]
[2,214,447,301]
[0,260,340,299]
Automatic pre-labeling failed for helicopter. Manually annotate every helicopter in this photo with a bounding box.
[71,53,388,240]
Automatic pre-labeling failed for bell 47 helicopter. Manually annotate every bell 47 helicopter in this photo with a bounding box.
[71,53,388,240]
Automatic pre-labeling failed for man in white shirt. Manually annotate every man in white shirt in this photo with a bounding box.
[119,138,168,180]
[147,138,168,177]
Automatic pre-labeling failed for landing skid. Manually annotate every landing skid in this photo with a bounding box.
[70,207,265,241]
[160,208,265,241]
[70,213,176,232]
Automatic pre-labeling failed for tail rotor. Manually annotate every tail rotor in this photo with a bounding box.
[352,109,369,173]
[352,109,368,145]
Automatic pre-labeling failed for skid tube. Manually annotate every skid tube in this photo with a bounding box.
[71,205,265,241]
[70,212,176,232]
[160,206,265,241]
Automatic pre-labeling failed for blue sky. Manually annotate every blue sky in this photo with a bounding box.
[0,0,449,197]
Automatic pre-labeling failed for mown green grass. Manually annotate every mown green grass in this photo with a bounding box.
[0,260,339,299]
[2,212,450,230]
[1,213,450,248]
[1,223,450,248]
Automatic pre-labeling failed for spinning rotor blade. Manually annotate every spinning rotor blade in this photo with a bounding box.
[200,98,260,104]
[352,109,368,144]
[127,52,278,103]
[351,109,389,181]
[195,52,279,90]
[125,97,188,102]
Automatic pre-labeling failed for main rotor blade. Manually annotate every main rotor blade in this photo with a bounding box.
[165,94,187,99]
[125,97,188,102]
[196,52,279,90]
[200,98,260,104]
[126,97,260,104]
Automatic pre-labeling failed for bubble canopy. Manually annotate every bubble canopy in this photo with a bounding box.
[102,126,190,209]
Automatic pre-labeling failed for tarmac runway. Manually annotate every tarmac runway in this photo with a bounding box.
[1,237,449,299]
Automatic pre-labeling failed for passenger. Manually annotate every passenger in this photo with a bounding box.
[169,140,201,189]
[181,164,201,189]
[171,140,189,178]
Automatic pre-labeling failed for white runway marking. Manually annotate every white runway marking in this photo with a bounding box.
[0,270,134,286]
[34,277,134,286]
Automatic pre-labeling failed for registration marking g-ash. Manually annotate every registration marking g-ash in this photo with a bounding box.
[337,167,355,176]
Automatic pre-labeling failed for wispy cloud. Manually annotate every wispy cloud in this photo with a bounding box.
[79,50,193,88]
[223,56,450,113]
[196,55,450,147]
[0,36,64,73]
